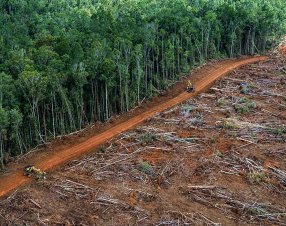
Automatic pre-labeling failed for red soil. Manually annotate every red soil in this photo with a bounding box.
[278,45,286,55]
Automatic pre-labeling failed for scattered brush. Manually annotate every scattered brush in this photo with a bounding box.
[213,152,286,194]
[188,112,204,126]
[139,126,203,147]
[269,166,286,187]
[216,98,226,107]
[53,179,98,199]
[247,171,269,184]
[138,161,155,176]
[239,82,257,94]
[156,211,220,226]
[240,83,251,94]
[94,194,148,220]
[220,119,239,130]
[217,117,286,142]
[139,132,157,144]
[180,104,196,116]
[213,150,224,159]
[266,126,286,136]
[181,186,286,225]
[234,97,257,114]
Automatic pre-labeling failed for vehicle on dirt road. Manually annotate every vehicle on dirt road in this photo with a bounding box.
[24,165,46,180]
[187,80,195,93]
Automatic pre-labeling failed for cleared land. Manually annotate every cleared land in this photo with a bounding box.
[0,56,265,199]
[1,55,286,225]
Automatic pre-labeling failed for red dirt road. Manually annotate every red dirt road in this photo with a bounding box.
[0,56,267,198]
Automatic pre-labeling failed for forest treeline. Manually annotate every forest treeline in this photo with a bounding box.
[0,0,285,168]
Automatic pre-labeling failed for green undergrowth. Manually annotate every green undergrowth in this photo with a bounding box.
[234,98,257,114]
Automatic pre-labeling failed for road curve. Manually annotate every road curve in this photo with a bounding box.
[0,56,267,198]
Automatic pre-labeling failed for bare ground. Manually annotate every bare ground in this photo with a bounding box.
[0,55,286,226]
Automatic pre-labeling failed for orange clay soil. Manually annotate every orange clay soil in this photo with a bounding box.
[0,56,267,198]
[279,45,286,55]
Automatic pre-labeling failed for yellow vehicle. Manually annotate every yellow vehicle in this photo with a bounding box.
[24,165,46,180]
[187,80,195,93]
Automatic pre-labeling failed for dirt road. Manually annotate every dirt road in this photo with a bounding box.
[0,56,267,198]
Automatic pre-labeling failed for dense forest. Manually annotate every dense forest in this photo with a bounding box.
[0,0,285,168]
